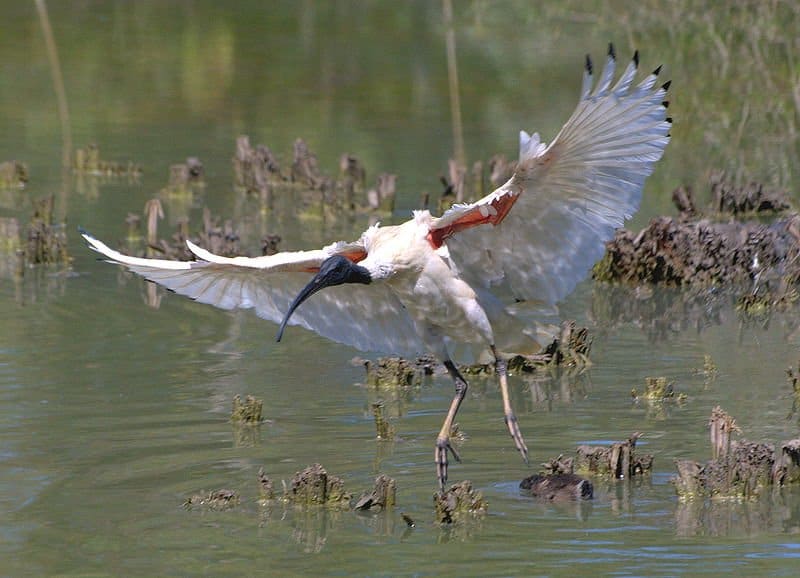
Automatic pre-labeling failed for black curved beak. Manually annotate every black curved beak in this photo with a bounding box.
[276,255,371,342]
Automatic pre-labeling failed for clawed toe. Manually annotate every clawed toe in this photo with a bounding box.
[505,413,529,465]
[435,437,462,490]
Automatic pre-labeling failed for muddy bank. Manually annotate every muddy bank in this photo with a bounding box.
[594,173,799,290]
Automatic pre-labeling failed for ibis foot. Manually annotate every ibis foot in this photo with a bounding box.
[435,435,462,491]
[505,412,530,465]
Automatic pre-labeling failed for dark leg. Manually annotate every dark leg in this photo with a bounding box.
[434,359,468,491]
[492,345,529,465]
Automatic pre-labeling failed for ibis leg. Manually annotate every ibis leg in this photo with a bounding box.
[493,345,529,465]
[435,359,468,490]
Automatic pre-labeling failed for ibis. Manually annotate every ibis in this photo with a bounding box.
[82,46,671,490]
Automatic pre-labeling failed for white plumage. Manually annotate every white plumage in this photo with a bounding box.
[82,46,671,489]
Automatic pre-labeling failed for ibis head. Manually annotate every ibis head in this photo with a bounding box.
[276,255,372,342]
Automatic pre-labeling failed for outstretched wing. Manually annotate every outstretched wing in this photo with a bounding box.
[429,45,671,305]
[81,231,425,356]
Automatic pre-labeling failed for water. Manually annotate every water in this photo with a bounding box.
[2,1,800,576]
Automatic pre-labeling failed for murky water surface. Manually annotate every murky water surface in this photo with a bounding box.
[2,2,800,576]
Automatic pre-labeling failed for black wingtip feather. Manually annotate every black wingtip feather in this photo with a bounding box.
[661,80,672,91]
[585,54,592,75]
[663,100,670,108]
[633,50,639,67]
[608,42,615,59]
[666,117,673,124]
[653,64,663,76]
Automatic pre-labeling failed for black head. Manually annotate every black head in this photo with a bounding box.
[276,255,371,342]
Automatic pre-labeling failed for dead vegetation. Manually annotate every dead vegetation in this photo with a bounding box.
[233,134,397,215]
[672,406,800,500]
[73,144,142,177]
[433,480,488,524]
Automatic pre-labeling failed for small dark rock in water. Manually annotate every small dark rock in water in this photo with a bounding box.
[0,160,28,188]
[284,463,351,508]
[230,394,264,425]
[575,433,653,478]
[520,473,593,501]
[433,480,487,524]
[183,489,240,510]
[354,474,396,510]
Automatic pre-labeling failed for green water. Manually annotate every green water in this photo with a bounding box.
[2,1,800,576]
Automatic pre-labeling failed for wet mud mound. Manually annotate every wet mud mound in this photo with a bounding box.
[673,407,800,500]
[594,173,799,289]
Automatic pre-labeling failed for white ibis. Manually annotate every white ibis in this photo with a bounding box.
[82,45,671,490]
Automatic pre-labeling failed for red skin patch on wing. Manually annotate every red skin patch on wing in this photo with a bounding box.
[301,248,367,273]
[426,192,519,249]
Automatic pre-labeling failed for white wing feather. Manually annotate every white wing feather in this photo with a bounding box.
[81,232,425,356]
[434,48,670,305]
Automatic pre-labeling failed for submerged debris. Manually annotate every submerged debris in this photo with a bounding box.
[631,376,687,403]
[365,356,424,388]
[283,463,352,508]
[26,195,69,265]
[672,407,800,499]
[233,135,283,194]
[574,433,653,478]
[291,138,326,189]
[400,512,416,527]
[540,320,592,368]
[708,170,792,216]
[366,173,397,213]
[371,401,395,440]
[230,394,264,425]
[162,157,205,195]
[183,489,240,510]
[73,144,142,176]
[124,199,264,261]
[257,467,275,502]
[0,160,28,188]
[0,217,24,278]
[233,135,395,214]
[354,474,397,511]
[433,480,488,524]
[520,473,593,501]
